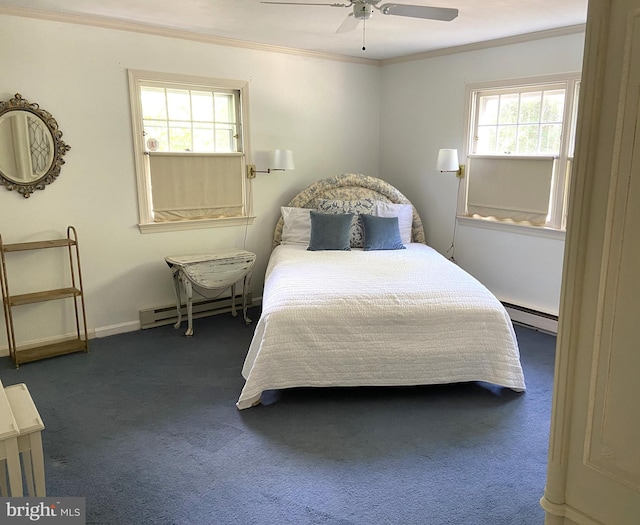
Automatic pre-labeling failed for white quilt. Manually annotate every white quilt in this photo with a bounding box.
[237,244,526,409]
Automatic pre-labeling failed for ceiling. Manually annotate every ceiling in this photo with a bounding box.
[1,0,588,61]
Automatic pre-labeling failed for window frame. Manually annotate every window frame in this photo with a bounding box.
[461,72,581,234]
[128,69,253,233]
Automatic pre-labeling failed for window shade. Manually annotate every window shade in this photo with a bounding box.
[149,153,244,222]
[466,155,556,225]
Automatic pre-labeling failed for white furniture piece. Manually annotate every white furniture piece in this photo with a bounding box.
[0,380,21,497]
[4,383,46,497]
[165,249,256,336]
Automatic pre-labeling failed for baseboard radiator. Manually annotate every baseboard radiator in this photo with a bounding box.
[502,302,558,334]
[139,293,253,330]
[140,296,554,333]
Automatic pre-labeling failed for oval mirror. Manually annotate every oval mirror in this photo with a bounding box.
[0,93,70,198]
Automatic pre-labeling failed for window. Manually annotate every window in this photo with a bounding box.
[463,74,581,231]
[128,70,252,233]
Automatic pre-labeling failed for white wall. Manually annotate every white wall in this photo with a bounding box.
[0,13,585,350]
[379,33,585,314]
[0,14,381,346]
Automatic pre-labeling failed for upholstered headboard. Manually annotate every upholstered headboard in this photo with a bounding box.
[273,173,426,247]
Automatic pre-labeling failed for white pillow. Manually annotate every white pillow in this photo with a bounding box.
[281,207,312,245]
[375,202,413,245]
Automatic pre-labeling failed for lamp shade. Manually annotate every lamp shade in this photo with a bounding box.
[436,149,460,172]
[270,149,295,171]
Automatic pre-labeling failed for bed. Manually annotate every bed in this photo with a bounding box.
[237,173,525,409]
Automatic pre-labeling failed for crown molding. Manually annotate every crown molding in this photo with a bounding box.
[380,24,587,66]
[1,6,585,68]
[0,6,379,66]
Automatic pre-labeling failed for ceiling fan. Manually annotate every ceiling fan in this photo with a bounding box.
[261,1,458,35]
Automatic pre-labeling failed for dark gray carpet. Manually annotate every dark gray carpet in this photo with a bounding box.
[0,309,555,525]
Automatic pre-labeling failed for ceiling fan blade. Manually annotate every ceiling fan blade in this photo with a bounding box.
[261,2,349,6]
[336,13,360,33]
[379,4,458,21]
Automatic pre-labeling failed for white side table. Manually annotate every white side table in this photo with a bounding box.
[165,249,256,336]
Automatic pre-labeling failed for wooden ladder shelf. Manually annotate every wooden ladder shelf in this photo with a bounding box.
[0,226,89,367]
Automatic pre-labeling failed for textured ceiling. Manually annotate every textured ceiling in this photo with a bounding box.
[0,0,588,61]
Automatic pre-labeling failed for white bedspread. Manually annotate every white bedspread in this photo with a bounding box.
[237,244,526,409]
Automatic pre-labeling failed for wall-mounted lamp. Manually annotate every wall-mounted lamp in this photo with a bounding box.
[246,149,295,179]
[436,149,465,178]
[436,148,465,264]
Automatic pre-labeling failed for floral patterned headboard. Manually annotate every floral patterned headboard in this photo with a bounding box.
[273,173,426,247]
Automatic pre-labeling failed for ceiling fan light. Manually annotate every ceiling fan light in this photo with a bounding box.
[353,4,373,20]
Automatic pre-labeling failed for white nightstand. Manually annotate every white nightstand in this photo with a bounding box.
[165,249,256,336]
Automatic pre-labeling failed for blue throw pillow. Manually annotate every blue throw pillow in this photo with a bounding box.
[362,214,406,251]
[308,211,353,251]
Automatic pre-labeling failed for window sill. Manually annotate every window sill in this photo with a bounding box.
[138,216,256,234]
[456,216,566,240]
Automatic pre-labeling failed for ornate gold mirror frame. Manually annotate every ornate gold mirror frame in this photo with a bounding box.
[0,93,71,198]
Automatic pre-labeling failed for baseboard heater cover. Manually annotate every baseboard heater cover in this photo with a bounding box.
[139,293,254,330]
[502,302,558,334]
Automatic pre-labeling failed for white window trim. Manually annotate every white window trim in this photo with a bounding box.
[128,69,254,233]
[138,216,256,234]
[456,215,566,241]
[460,72,581,235]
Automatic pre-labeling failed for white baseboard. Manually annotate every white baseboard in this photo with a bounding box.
[0,330,96,357]
[1,297,263,355]
[94,321,140,338]
[0,323,135,356]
